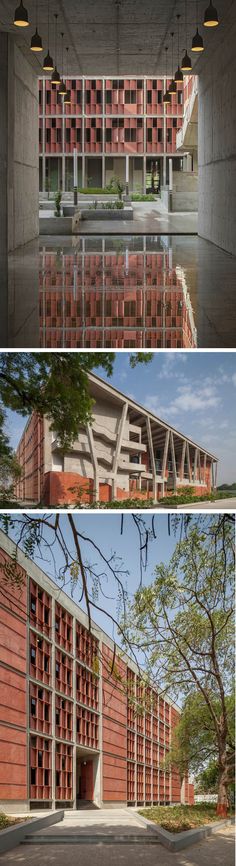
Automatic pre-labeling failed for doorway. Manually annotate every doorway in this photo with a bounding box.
[76,749,101,808]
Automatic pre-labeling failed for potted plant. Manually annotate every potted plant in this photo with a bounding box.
[54,190,62,217]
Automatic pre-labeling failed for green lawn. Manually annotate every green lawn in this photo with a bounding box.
[0,812,30,831]
[138,803,233,833]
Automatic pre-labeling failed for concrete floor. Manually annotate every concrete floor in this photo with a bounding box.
[0,821,234,866]
[180,498,236,511]
[75,201,199,235]
[6,233,236,348]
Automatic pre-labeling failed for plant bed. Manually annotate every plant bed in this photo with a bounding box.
[0,813,30,831]
[80,206,133,221]
[138,804,234,834]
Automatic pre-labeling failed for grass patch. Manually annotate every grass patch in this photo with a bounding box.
[131,193,157,201]
[138,803,233,834]
[78,187,115,195]
[0,812,30,831]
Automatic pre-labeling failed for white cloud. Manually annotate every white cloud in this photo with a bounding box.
[158,353,188,379]
[232,373,236,386]
[167,383,221,416]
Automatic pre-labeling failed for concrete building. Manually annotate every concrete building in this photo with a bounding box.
[0,528,194,811]
[1,0,236,347]
[39,74,185,194]
[15,372,218,506]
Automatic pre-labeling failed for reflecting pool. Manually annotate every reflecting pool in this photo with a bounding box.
[39,235,197,348]
[7,233,236,348]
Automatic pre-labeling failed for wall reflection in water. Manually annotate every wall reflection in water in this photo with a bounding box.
[39,236,197,348]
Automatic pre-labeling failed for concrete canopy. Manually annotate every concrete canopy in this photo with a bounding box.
[0,0,228,76]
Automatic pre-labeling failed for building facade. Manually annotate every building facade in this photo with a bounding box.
[39,237,197,349]
[39,75,190,194]
[0,530,194,812]
[15,373,218,506]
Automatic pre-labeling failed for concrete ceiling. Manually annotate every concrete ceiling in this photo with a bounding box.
[0,0,228,76]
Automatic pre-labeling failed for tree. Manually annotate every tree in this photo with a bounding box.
[122,516,235,815]
[0,351,153,453]
[164,690,235,800]
[0,513,234,812]
[0,407,21,501]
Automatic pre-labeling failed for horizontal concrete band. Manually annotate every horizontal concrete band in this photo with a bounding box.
[0,810,64,855]
[135,814,235,851]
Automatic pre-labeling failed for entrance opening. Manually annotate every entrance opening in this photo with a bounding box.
[76,747,100,809]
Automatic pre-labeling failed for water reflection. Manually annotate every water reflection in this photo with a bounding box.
[39,236,197,348]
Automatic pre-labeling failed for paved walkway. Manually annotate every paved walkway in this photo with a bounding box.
[181,498,236,510]
[77,201,198,234]
[0,818,234,866]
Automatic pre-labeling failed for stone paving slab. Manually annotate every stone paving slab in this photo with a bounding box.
[0,825,234,866]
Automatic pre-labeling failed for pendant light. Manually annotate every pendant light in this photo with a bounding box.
[192,1,204,51]
[14,1,29,26]
[204,1,219,27]
[175,15,183,83]
[169,33,177,94]
[64,48,71,105]
[181,0,192,72]
[43,0,54,72]
[59,33,67,96]
[51,14,61,84]
[31,0,43,51]
[163,47,171,105]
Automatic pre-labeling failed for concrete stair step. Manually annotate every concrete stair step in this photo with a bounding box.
[22,833,159,845]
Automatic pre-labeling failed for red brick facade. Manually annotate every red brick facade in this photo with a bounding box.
[0,535,194,809]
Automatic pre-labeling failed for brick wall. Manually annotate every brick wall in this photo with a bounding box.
[0,548,27,802]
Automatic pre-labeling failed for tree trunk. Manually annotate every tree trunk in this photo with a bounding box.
[217,747,229,817]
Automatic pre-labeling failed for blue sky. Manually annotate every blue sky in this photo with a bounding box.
[4,351,236,483]
[5,512,182,645]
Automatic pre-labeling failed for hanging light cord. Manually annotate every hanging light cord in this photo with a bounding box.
[61,32,64,78]
[54,14,58,67]
[47,0,50,49]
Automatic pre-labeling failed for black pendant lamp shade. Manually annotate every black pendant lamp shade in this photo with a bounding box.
[169,33,176,94]
[43,50,54,71]
[59,32,67,95]
[59,81,67,96]
[163,46,171,105]
[51,14,61,84]
[175,15,183,82]
[43,0,54,72]
[192,27,204,51]
[175,65,183,82]
[31,0,43,50]
[14,1,29,26]
[181,0,192,72]
[181,50,192,71]
[51,66,61,84]
[64,48,71,103]
[31,27,43,51]
[204,1,219,26]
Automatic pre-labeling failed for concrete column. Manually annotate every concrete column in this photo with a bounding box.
[42,78,46,192]
[51,597,56,809]
[102,154,105,189]
[72,615,77,809]
[125,155,129,195]
[198,0,236,254]
[0,33,8,347]
[169,158,173,191]
[143,156,146,194]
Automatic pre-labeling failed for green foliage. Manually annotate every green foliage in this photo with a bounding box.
[106,176,125,200]
[0,353,153,483]
[131,193,156,201]
[164,691,235,780]
[78,187,115,195]
[54,190,62,216]
[138,803,234,834]
[123,517,235,806]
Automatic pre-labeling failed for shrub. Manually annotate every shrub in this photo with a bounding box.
[54,190,62,216]
[131,193,156,201]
